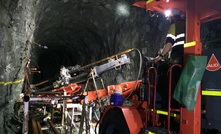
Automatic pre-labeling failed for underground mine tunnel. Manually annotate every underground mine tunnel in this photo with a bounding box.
[0,0,221,134]
[0,1,169,133]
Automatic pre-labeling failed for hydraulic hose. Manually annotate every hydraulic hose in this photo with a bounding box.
[124,48,143,101]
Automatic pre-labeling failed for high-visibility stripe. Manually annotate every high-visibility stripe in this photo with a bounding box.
[150,109,179,117]
[167,34,176,40]
[146,0,153,4]
[202,90,221,96]
[176,33,185,39]
[0,79,24,86]
[184,41,196,48]
[173,41,185,47]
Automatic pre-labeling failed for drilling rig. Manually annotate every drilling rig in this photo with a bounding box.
[99,0,221,134]
[21,0,221,134]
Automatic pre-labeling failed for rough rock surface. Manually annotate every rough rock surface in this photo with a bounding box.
[0,0,39,133]
[0,0,220,133]
[0,0,169,133]
[32,0,169,85]
[201,19,221,49]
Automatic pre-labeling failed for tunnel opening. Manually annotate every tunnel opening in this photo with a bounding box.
[32,45,78,85]
[30,0,128,87]
[32,20,108,87]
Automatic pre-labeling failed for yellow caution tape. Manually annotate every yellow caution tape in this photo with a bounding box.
[202,90,221,96]
[146,0,154,4]
[0,79,24,86]
[184,41,196,48]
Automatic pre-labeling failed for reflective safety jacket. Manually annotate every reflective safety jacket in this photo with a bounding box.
[166,21,185,64]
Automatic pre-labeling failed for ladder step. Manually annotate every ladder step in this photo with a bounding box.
[74,111,82,115]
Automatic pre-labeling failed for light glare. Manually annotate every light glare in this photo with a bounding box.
[164,9,171,17]
[116,4,130,17]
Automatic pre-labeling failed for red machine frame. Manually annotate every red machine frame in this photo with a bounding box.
[99,0,221,134]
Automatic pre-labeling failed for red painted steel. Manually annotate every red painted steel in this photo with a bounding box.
[147,67,158,127]
[133,0,221,23]
[181,0,202,133]
[167,64,182,134]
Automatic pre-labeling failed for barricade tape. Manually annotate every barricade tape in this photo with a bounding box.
[0,79,24,86]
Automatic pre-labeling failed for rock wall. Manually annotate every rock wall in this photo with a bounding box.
[0,0,40,133]
[0,0,170,133]
[33,0,169,86]
[201,19,221,49]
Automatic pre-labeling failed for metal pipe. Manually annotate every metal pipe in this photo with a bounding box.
[51,105,55,122]
[22,102,29,134]
[147,66,157,127]
[32,118,43,134]
[47,119,60,134]
[69,72,88,82]
[167,64,182,134]
[36,120,43,134]
[28,96,79,102]
[24,88,32,102]
[33,78,54,87]
[69,106,75,134]
[33,92,63,95]
[146,71,151,127]
[61,92,67,126]
[69,48,134,74]
[32,118,39,134]
[79,101,86,134]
